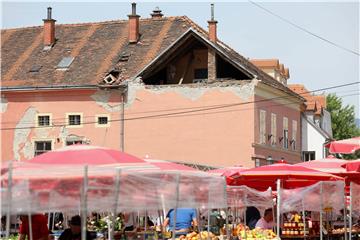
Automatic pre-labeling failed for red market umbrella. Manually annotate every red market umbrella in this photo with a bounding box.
[325,137,360,154]
[341,159,360,172]
[227,163,343,190]
[25,144,145,165]
[208,166,248,177]
[143,158,198,172]
[295,155,348,173]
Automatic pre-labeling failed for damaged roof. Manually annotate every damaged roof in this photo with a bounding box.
[1,15,303,99]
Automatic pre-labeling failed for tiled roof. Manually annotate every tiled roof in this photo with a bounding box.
[1,15,303,100]
[250,59,279,68]
[288,84,326,114]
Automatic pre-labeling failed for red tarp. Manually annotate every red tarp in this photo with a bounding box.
[342,159,360,172]
[227,163,343,190]
[325,137,360,154]
[208,166,248,177]
[295,155,348,173]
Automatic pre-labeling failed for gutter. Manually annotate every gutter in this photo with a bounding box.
[1,84,99,92]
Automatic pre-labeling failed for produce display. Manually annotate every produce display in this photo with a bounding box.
[235,224,278,240]
[176,231,219,240]
[282,221,307,236]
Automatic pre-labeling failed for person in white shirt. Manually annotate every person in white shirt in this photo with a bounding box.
[255,208,274,230]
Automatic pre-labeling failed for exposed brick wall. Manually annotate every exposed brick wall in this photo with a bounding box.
[208,49,216,82]
[208,20,217,43]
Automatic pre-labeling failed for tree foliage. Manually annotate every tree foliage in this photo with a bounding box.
[326,93,360,140]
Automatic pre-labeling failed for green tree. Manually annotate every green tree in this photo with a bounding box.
[326,93,360,140]
[326,94,360,159]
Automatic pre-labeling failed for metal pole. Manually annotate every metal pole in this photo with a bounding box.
[81,166,88,240]
[320,182,323,240]
[5,161,13,239]
[172,174,180,240]
[28,213,33,240]
[349,182,353,240]
[120,92,125,152]
[343,183,347,240]
[302,199,306,237]
[223,177,229,240]
[111,169,121,240]
[276,179,281,238]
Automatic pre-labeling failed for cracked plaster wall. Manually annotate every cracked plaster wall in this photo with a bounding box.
[1,95,8,113]
[91,90,121,112]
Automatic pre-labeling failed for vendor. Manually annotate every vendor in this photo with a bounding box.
[59,215,94,240]
[255,208,274,230]
[18,214,49,240]
[163,208,197,236]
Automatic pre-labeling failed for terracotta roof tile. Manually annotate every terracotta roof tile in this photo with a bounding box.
[250,59,279,68]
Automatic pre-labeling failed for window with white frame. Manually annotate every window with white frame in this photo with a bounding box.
[259,110,266,144]
[37,114,51,127]
[292,120,297,150]
[34,141,52,156]
[283,117,288,149]
[303,151,315,161]
[68,114,81,126]
[95,115,110,127]
[271,113,277,146]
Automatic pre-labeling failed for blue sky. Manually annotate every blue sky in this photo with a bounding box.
[1,1,359,117]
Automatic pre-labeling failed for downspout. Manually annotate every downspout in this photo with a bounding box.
[120,83,128,152]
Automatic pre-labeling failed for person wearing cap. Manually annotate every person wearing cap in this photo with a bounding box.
[59,215,93,240]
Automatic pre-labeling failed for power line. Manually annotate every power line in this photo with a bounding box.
[248,0,360,56]
[2,81,358,125]
[1,90,358,131]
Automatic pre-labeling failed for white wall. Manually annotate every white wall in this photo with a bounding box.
[301,116,327,159]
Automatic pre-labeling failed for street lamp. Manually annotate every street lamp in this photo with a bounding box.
[266,155,273,165]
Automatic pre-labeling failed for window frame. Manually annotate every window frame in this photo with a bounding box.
[66,113,83,128]
[292,120,297,150]
[271,113,277,146]
[33,139,53,157]
[283,117,289,149]
[36,113,52,127]
[95,114,111,128]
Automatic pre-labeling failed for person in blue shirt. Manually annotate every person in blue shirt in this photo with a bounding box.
[163,208,198,235]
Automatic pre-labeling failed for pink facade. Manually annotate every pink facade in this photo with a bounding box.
[1,81,302,168]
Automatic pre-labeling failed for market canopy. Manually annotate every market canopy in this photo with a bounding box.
[227,163,344,190]
[342,159,360,172]
[295,155,348,173]
[207,165,248,176]
[325,136,360,154]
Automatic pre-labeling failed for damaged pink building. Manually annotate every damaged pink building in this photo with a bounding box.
[1,4,304,168]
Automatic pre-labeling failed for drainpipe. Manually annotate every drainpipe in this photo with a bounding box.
[120,84,128,152]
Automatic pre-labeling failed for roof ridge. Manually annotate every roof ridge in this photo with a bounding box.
[1,16,184,32]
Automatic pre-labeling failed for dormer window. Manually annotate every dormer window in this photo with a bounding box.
[57,57,74,70]
[103,74,117,84]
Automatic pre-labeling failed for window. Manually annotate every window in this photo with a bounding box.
[34,141,52,156]
[302,151,315,161]
[66,140,83,146]
[271,113,277,146]
[259,110,266,144]
[292,120,297,150]
[67,114,81,126]
[95,115,110,127]
[57,57,74,70]
[283,117,288,149]
[255,159,261,167]
[37,114,51,127]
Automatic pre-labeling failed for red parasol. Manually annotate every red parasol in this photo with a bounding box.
[341,159,360,172]
[295,155,348,173]
[227,163,343,190]
[325,137,360,154]
[25,144,145,165]
[208,165,248,177]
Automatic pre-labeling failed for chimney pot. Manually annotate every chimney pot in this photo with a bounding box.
[43,7,56,47]
[128,3,140,43]
[151,7,163,19]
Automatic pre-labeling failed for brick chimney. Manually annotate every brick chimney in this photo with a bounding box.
[128,3,140,43]
[207,3,217,43]
[207,4,217,82]
[151,7,163,19]
[43,7,56,47]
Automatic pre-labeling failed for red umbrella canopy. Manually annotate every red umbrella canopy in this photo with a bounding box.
[342,159,360,172]
[295,155,348,173]
[227,163,343,190]
[208,166,248,177]
[325,137,360,154]
[26,144,145,165]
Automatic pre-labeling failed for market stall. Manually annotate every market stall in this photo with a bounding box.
[325,136,360,155]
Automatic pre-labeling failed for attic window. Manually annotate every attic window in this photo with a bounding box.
[57,57,74,70]
[29,65,42,73]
